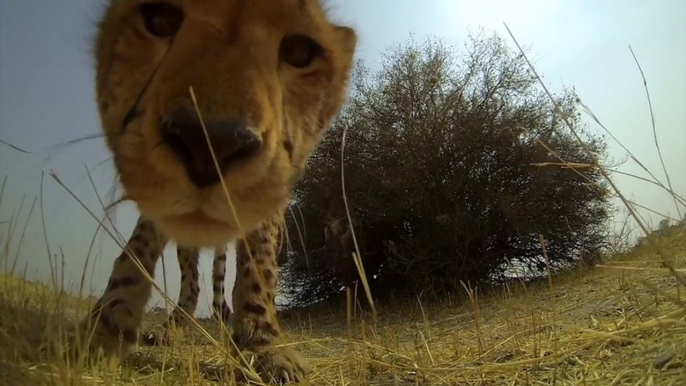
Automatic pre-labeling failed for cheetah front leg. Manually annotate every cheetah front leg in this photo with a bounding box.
[143,245,232,346]
[62,218,167,361]
[231,214,309,383]
[142,246,200,346]
[212,246,233,324]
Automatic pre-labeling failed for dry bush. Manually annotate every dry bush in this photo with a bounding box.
[282,33,613,306]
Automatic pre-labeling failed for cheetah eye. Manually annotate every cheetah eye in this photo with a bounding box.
[279,35,323,69]
[138,2,184,38]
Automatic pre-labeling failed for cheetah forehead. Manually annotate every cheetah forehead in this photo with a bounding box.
[94,0,357,145]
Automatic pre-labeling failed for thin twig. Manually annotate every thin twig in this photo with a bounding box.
[504,23,686,288]
[0,138,30,154]
[629,45,681,220]
[341,121,377,318]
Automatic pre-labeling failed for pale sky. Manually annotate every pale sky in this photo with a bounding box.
[1,0,684,317]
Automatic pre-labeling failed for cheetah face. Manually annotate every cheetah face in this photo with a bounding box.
[95,0,356,246]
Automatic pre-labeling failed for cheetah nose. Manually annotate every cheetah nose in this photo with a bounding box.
[162,110,261,188]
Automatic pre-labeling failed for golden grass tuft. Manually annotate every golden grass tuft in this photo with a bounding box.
[1,226,685,385]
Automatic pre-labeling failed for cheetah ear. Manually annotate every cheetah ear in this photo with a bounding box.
[334,26,357,56]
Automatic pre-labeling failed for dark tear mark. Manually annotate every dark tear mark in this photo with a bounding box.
[120,35,179,133]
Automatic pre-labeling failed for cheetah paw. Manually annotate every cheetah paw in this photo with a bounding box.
[141,325,177,346]
[237,345,310,384]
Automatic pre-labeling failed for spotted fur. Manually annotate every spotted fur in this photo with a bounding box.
[142,246,232,346]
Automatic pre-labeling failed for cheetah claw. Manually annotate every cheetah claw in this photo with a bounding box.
[237,345,311,384]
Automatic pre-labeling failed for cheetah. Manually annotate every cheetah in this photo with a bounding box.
[66,1,357,383]
[324,217,354,252]
[324,217,359,285]
[141,245,232,346]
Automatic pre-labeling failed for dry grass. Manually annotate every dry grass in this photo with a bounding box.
[1,226,685,385]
